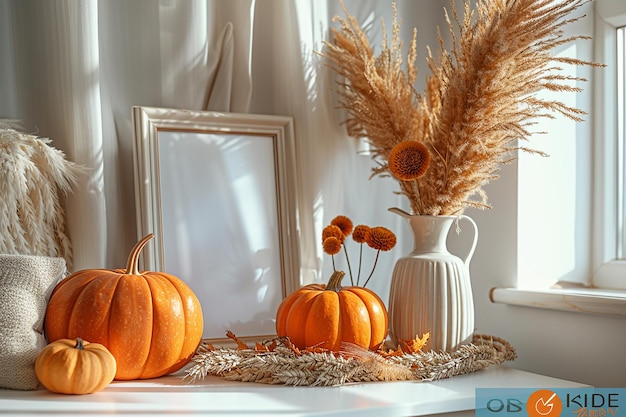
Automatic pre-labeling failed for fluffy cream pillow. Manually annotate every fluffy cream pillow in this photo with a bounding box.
[0,254,66,390]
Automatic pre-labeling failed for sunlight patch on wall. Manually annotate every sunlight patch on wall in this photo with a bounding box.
[517,44,579,289]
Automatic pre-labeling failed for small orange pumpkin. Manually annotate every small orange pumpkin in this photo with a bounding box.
[35,338,116,394]
[44,234,203,380]
[275,270,388,351]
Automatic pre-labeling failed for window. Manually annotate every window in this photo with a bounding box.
[490,1,626,316]
[592,0,626,291]
[617,25,625,259]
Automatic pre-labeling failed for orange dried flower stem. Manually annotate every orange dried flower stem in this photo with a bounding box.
[362,250,381,288]
[355,242,364,286]
[410,180,424,215]
[342,245,354,285]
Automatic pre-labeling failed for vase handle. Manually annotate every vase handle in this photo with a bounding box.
[388,207,412,218]
[457,215,478,265]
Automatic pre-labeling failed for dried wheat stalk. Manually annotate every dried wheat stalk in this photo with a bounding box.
[320,0,600,215]
[184,334,516,387]
[385,335,517,381]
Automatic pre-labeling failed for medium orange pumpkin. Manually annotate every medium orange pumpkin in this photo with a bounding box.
[44,234,203,380]
[35,338,116,394]
[275,270,388,351]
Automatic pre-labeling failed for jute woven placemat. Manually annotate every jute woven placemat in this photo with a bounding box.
[184,334,517,387]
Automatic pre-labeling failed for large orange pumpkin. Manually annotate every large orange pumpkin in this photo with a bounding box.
[44,234,203,380]
[275,270,388,351]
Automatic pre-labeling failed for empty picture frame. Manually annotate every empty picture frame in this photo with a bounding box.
[132,106,300,344]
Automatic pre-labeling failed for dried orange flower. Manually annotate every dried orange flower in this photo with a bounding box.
[331,215,354,237]
[322,217,396,287]
[388,141,430,181]
[366,227,397,251]
[322,224,344,243]
[361,226,397,287]
[352,225,370,243]
[323,236,342,255]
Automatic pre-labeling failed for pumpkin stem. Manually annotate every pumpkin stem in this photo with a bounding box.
[125,233,154,275]
[325,270,346,292]
[75,338,85,350]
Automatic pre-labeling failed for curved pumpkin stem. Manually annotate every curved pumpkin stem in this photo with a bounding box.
[75,338,85,350]
[125,233,154,275]
[326,270,346,292]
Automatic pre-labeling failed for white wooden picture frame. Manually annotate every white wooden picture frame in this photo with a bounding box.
[132,106,300,344]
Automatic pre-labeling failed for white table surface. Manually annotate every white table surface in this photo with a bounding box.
[0,366,587,417]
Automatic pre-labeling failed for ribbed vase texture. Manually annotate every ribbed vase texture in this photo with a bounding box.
[388,212,477,352]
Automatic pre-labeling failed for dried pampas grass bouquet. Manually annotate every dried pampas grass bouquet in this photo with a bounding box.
[321,0,601,215]
[0,124,85,269]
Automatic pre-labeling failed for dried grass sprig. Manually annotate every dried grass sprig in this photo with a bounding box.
[320,0,601,215]
[0,128,86,268]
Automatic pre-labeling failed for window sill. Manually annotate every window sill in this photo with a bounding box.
[489,284,626,318]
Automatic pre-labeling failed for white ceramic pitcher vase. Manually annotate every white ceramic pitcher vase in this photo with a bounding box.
[387,208,478,352]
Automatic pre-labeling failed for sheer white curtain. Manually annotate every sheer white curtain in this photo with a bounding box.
[2,0,255,270]
[0,0,444,303]
[247,0,443,301]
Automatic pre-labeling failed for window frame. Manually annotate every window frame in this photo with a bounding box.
[592,0,626,291]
